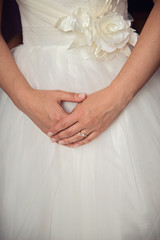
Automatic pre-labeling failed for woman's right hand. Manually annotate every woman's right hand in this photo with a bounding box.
[17,88,86,136]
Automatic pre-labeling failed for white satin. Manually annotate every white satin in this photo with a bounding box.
[0,1,160,240]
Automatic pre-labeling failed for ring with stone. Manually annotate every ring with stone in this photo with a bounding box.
[80,130,87,138]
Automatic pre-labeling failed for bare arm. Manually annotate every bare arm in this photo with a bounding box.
[0,0,32,107]
[111,0,160,104]
[0,0,86,134]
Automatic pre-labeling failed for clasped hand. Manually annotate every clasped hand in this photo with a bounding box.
[18,88,86,135]
[48,85,126,148]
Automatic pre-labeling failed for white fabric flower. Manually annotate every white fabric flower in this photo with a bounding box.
[55,1,138,59]
[92,12,137,58]
[55,8,93,47]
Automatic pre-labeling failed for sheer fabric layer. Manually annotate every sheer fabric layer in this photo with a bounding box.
[0,0,160,240]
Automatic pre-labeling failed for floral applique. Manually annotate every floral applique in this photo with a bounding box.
[55,0,138,59]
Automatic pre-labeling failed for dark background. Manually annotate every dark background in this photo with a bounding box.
[2,0,154,42]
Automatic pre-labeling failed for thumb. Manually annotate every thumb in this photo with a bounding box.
[59,91,87,103]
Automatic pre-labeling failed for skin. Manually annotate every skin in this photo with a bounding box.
[7,32,23,50]
[0,0,86,135]
[0,0,159,147]
[48,0,160,147]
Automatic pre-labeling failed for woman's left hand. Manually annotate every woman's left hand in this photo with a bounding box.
[48,84,129,148]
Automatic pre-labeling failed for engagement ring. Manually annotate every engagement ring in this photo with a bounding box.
[80,131,87,138]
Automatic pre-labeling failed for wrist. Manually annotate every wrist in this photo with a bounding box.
[12,82,34,112]
[108,79,134,110]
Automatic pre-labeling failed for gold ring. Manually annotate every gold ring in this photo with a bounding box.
[80,131,87,138]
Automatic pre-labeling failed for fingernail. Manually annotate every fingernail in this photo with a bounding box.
[47,132,53,137]
[79,93,86,99]
[59,140,65,145]
[51,138,56,143]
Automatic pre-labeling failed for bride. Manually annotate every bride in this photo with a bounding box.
[0,0,160,239]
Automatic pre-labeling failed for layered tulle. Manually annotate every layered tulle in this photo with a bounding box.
[0,0,160,239]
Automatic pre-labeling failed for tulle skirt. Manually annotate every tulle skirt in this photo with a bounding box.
[0,44,160,240]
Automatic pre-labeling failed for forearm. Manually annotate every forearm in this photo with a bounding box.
[0,34,32,108]
[110,0,160,105]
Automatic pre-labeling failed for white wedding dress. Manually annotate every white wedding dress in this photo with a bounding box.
[0,0,160,239]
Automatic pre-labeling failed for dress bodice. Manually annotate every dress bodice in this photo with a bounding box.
[16,0,128,28]
[16,0,137,60]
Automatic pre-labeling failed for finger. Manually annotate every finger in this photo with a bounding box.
[58,129,90,145]
[55,105,69,119]
[47,105,68,124]
[48,112,79,136]
[46,105,70,137]
[66,131,99,148]
[50,123,81,141]
[58,91,87,103]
